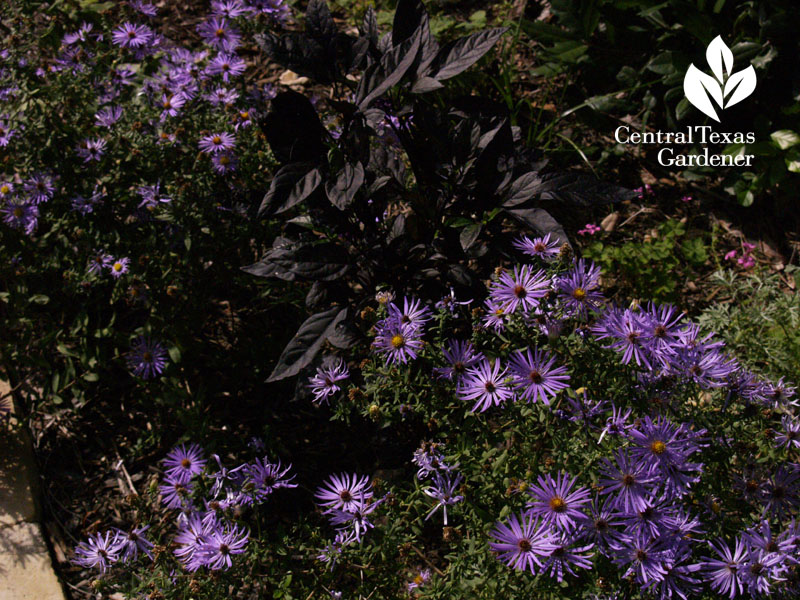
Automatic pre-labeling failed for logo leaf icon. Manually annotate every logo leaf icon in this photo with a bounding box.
[684,64,724,121]
[683,36,756,120]
[705,35,733,83]
[724,65,757,108]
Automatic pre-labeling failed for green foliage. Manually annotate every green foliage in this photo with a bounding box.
[697,267,800,378]
[583,219,709,303]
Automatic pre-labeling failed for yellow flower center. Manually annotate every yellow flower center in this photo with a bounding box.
[549,496,567,512]
[220,156,230,165]
[216,28,225,37]
[413,575,424,585]
[12,207,23,218]
[391,334,405,349]
[113,262,123,272]
[212,135,222,144]
[572,287,586,300]
[0,185,9,194]
[650,440,666,455]
[240,111,249,119]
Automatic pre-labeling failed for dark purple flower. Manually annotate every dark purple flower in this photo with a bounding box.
[2,198,38,234]
[212,151,238,174]
[488,511,557,574]
[199,131,236,154]
[130,0,158,16]
[526,472,591,531]
[206,52,246,82]
[457,358,513,413]
[199,524,249,570]
[174,512,216,571]
[211,0,253,17]
[76,137,107,163]
[205,86,239,106]
[513,233,561,260]
[489,265,549,314]
[761,466,799,518]
[372,319,423,366]
[598,449,657,513]
[160,476,194,510]
[433,339,483,381]
[423,471,463,525]
[387,296,432,327]
[163,443,206,483]
[309,359,349,404]
[126,336,168,379]
[776,415,800,450]
[73,530,124,572]
[113,525,153,562]
[243,456,297,501]
[555,259,603,317]
[111,23,153,48]
[197,17,241,52]
[540,534,594,582]
[701,538,747,599]
[507,347,570,405]
[611,533,671,586]
[315,473,373,513]
[23,173,55,204]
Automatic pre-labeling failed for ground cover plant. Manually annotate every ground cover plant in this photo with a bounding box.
[0,1,798,600]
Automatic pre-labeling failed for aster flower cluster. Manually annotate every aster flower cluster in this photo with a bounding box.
[412,441,464,525]
[372,296,431,366]
[315,472,382,554]
[74,442,296,575]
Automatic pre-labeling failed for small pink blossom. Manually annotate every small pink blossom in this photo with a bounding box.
[578,223,602,236]
[724,250,737,261]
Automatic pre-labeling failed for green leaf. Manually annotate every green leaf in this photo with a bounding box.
[770,130,800,150]
[28,294,50,305]
[168,346,182,363]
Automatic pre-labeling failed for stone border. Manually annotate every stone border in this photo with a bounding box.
[0,380,67,600]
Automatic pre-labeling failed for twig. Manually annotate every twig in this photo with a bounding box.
[410,545,446,577]
[114,446,138,496]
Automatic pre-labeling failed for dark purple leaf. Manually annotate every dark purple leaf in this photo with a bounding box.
[392,0,425,45]
[411,76,444,93]
[259,162,317,216]
[326,162,365,210]
[459,222,482,251]
[275,168,322,214]
[357,29,422,110]
[502,171,546,207]
[505,207,570,247]
[267,306,348,382]
[306,0,336,43]
[429,28,508,81]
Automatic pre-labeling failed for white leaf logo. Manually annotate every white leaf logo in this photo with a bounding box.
[683,35,757,121]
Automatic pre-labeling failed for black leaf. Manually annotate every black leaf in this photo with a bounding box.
[459,222,483,251]
[267,306,348,382]
[270,242,351,281]
[260,91,328,163]
[505,207,570,248]
[429,28,508,81]
[275,168,323,214]
[392,0,426,46]
[411,76,444,93]
[259,162,317,216]
[503,171,546,208]
[326,162,365,210]
[357,29,422,110]
[306,0,336,44]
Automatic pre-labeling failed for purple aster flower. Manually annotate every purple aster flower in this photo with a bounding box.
[113,525,153,562]
[199,131,236,154]
[527,472,591,532]
[76,137,107,163]
[87,251,112,275]
[158,92,186,119]
[327,495,381,541]
[63,22,95,45]
[540,534,594,582]
[740,547,783,596]
[206,52,246,82]
[387,296,432,327]
[0,119,16,147]
[111,22,153,48]
[592,307,653,369]
[412,442,451,479]
[639,302,684,360]
[209,454,246,497]
[612,533,672,586]
[488,265,549,314]
[72,186,105,215]
[646,543,703,600]
[555,259,603,317]
[457,358,513,413]
[107,257,130,278]
[163,443,206,483]
[598,403,633,443]
[481,298,510,332]
[243,456,297,501]
[126,336,168,379]
[776,415,800,450]
[434,287,472,313]
[317,530,355,570]
[513,233,561,260]
[598,449,657,513]
[743,520,795,561]
[315,473,373,513]
[197,17,242,52]
[2,198,39,234]
[488,511,557,574]
[73,530,124,572]
[136,183,171,210]
[309,358,349,404]
[198,524,249,570]
[423,471,463,525]
[628,415,706,474]
[211,151,238,174]
[372,319,423,366]
[433,339,484,381]
[764,377,797,409]
[408,568,431,592]
[174,512,216,571]
[761,465,800,518]
[160,476,194,510]
[616,497,673,539]
[205,86,239,106]
[23,173,55,204]
[701,538,748,599]
[130,0,158,16]
[578,497,624,551]
[251,0,291,23]
[0,181,13,200]
[507,347,570,405]
[211,0,253,18]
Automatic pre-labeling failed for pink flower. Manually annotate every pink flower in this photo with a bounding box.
[737,255,755,269]
[578,224,602,236]
[681,195,692,203]
[742,242,756,253]
[724,250,737,261]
